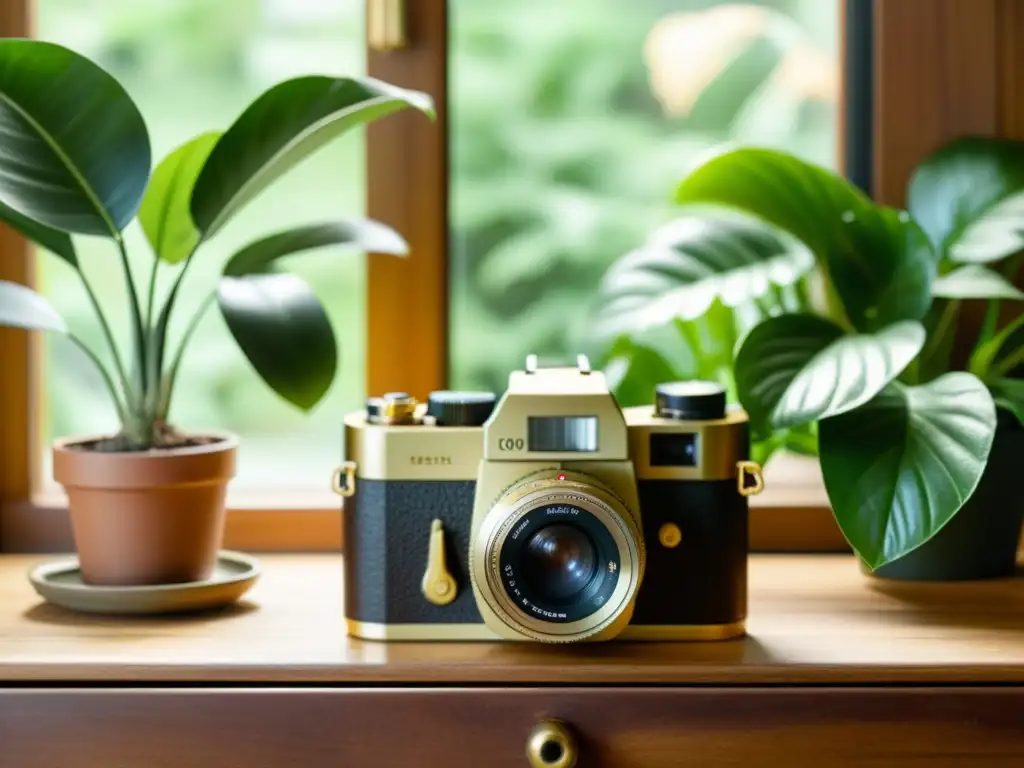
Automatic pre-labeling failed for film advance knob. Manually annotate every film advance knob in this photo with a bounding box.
[426,391,496,427]
[655,380,727,421]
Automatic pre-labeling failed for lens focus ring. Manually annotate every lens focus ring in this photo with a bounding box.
[471,471,645,643]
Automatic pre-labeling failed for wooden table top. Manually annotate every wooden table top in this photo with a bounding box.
[2,554,1023,684]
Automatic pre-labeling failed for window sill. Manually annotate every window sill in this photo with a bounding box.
[2,552,1023,685]
[0,453,843,553]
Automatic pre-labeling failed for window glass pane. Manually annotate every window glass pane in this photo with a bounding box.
[35,0,364,489]
[448,0,840,393]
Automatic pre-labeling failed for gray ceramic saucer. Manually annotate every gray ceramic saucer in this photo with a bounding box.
[28,550,260,615]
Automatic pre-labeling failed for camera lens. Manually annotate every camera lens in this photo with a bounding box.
[522,524,598,603]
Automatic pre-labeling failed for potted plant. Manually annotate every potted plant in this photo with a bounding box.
[598,137,1024,580]
[593,209,822,466]
[0,39,434,585]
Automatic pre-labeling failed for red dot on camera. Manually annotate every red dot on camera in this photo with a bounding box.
[557,473,566,481]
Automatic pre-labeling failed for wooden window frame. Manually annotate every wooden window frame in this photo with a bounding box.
[0,0,1010,553]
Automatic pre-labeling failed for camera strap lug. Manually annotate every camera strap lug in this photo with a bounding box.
[736,460,765,497]
[422,519,459,606]
[332,461,357,497]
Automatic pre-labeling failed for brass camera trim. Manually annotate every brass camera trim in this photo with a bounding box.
[343,618,746,641]
[483,363,631,462]
[471,471,644,643]
[624,405,750,481]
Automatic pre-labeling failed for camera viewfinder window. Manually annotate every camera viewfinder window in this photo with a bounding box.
[649,433,699,467]
[528,416,598,453]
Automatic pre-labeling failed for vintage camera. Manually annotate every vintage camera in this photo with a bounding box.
[337,355,763,643]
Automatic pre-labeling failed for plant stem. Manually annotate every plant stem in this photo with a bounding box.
[150,242,201,388]
[157,290,217,420]
[920,298,960,371]
[978,299,1001,348]
[817,265,854,331]
[144,254,160,337]
[116,234,148,397]
[754,291,778,318]
[68,333,127,425]
[794,275,814,313]
[676,318,702,358]
[994,344,1024,378]
[78,271,136,409]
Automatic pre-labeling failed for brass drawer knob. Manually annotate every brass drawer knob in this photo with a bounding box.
[526,719,578,768]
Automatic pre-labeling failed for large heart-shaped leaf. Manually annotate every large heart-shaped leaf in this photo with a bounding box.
[675,148,936,332]
[734,313,926,435]
[222,219,407,277]
[139,132,221,264]
[819,372,997,569]
[217,273,336,410]
[0,39,150,236]
[932,264,1024,300]
[596,211,814,335]
[0,280,67,332]
[192,76,434,238]
[0,199,76,267]
[908,136,1024,263]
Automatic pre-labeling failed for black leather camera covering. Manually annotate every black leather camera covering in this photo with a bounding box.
[344,479,483,624]
[346,478,748,628]
[632,478,748,626]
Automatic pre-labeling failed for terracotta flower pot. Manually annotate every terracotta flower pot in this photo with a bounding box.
[52,434,237,586]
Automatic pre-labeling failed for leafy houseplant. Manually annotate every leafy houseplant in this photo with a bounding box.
[599,137,1024,579]
[0,39,434,585]
[594,209,822,466]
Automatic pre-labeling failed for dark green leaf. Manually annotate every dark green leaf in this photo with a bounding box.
[932,264,1024,300]
[908,136,1024,263]
[0,279,67,332]
[596,211,814,336]
[217,273,336,411]
[0,198,76,267]
[992,378,1024,427]
[0,39,150,236]
[969,311,1024,380]
[223,219,407,277]
[820,373,997,569]
[674,148,936,332]
[192,76,434,238]
[734,313,926,434]
[139,132,221,264]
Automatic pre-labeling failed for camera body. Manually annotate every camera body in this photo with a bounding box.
[340,355,762,643]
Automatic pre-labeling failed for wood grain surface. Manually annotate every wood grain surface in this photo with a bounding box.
[2,554,1024,684]
[1,687,1023,768]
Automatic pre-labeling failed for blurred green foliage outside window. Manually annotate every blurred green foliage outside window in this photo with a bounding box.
[31,0,837,490]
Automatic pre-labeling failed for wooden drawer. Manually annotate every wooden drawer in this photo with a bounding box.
[2,687,1023,767]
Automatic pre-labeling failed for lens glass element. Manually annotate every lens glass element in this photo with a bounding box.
[521,524,598,603]
[496,500,622,624]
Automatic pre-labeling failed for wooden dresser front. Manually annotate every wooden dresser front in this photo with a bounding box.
[2,554,1023,767]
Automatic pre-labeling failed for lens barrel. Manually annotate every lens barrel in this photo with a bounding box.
[470,470,644,643]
